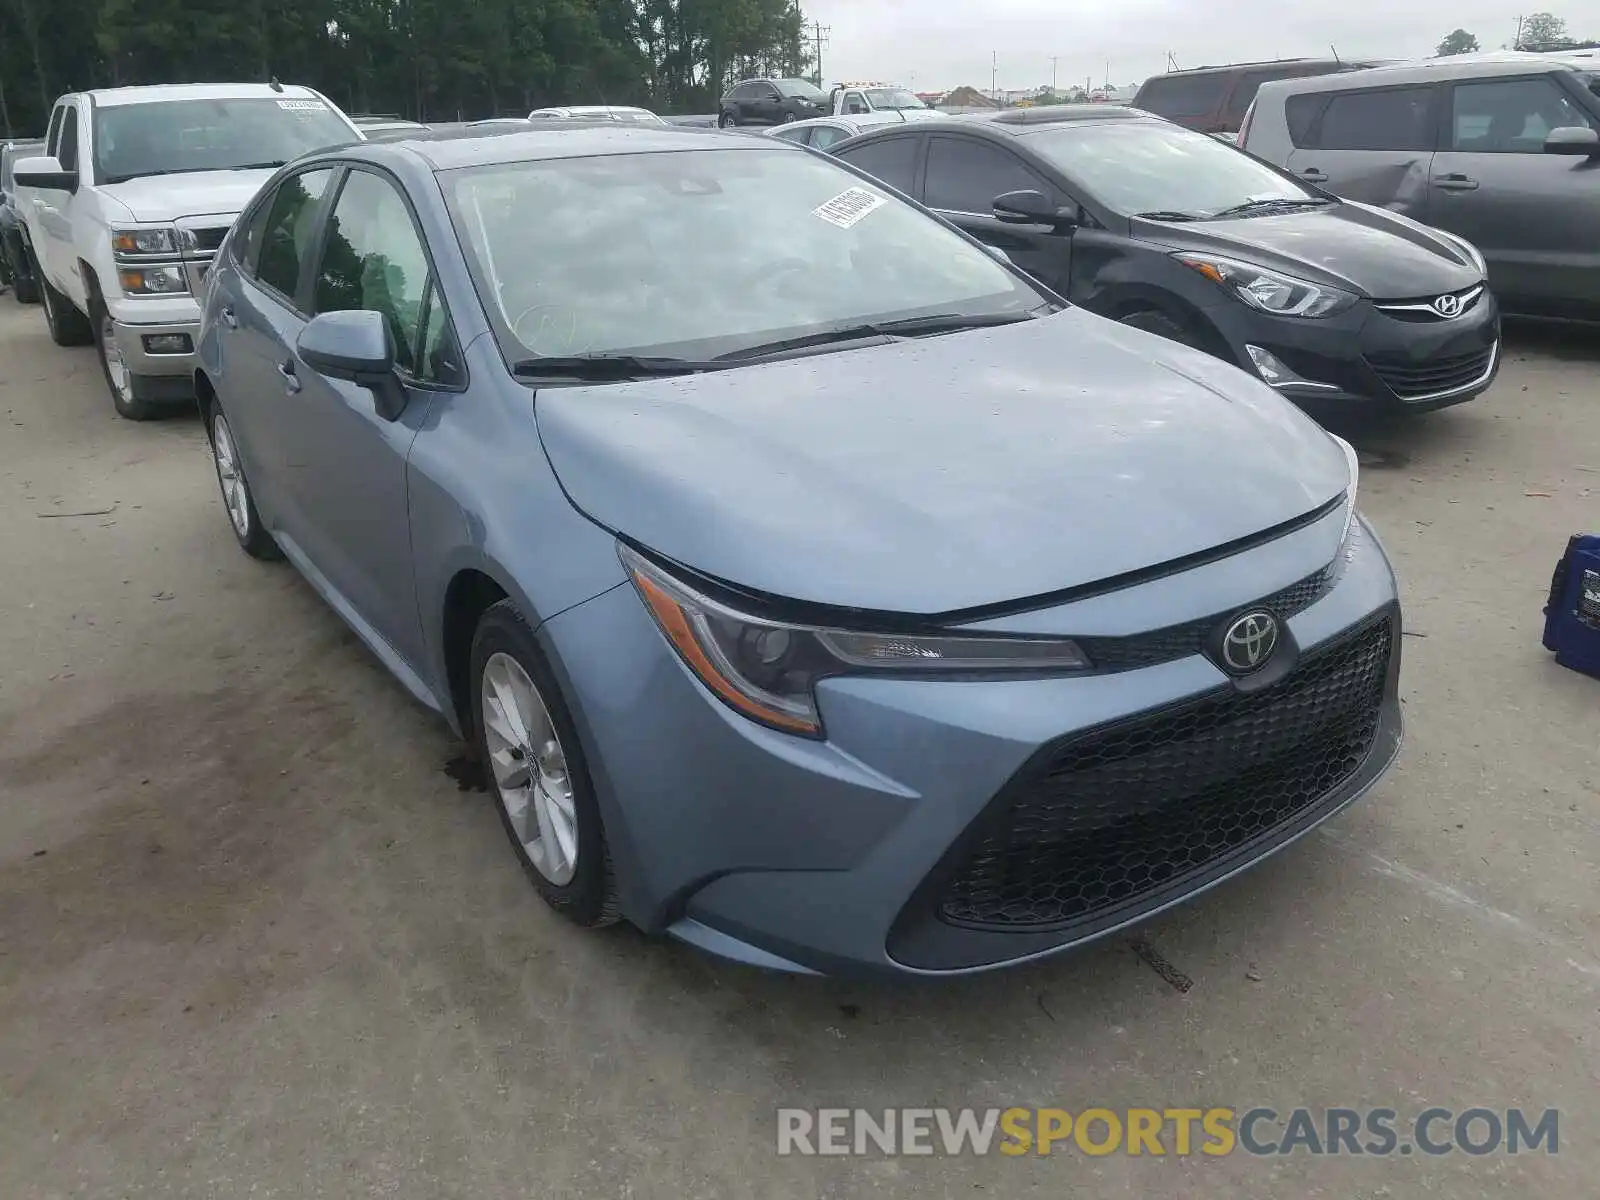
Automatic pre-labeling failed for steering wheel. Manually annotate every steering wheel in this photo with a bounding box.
[510,303,591,357]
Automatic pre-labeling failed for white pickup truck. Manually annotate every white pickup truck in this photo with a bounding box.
[13,82,361,419]
[826,82,941,121]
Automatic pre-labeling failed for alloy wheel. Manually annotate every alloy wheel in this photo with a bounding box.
[99,313,133,406]
[482,651,579,886]
[211,412,252,539]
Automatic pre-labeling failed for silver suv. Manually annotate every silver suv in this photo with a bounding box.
[1240,57,1600,322]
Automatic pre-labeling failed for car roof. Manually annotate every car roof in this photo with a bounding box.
[84,82,326,108]
[836,105,1159,141]
[770,113,901,133]
[532,105,658,117]
[1142,58,1351,80]
[1255,54,1588,96]
[365,124,779,170]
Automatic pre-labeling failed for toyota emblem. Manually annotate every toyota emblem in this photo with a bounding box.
[1220,611,1280,674]
[1431,293,1463,318]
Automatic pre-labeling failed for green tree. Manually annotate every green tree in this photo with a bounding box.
[1435,29,1480,56]
[1518,11,1569,49]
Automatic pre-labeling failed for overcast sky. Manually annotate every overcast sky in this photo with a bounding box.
[802,1,1543,91]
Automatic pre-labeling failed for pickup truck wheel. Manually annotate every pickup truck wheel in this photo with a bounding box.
[38,262,94,347]
[92,303,159,420]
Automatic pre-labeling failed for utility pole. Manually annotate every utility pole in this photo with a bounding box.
[991,51,998,102]
[807,21,831,88]
[1050,56,1059,94]
[1514,14,1525,50]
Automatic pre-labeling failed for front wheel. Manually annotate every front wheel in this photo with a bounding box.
[718,112,735,128]
[1117,307,1204,351]
[208,404,281,560]
[471,599,619,927]
[92,302,159,420]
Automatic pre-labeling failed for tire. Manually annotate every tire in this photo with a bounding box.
[91,300,160,420]
[1117,307,1203,351]
[207,402,281,560]
[718,112,735,128]
[37,257,93,347]
[471,599,619,928]
[12,267,38,305]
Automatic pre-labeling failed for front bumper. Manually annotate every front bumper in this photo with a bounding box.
[542,506,1403,978]
[110,313,201,396]
[1205,289,1501,412]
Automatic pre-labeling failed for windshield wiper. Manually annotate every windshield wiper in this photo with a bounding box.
[1209,197,1334,220]
[715,311,1039,362]
[1134,210,1202,223]
[510,354,725,381]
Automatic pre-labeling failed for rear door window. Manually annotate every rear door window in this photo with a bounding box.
[833,135,921,195]
[1309,86,1437,151]
[1449,76,1598,152]
[1136,73,1231,118]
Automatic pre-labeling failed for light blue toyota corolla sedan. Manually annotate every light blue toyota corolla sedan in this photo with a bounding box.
[195,124,1403,977]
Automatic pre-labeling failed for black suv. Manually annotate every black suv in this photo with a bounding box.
[719,78,828,127]
[1134,59,1385,134]
[0,139,44,303]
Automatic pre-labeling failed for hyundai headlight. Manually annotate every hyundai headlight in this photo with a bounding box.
[1176,253,1357,318]
[111,226,180,258]
[621,545,1090,738]
[1429,227,1486,276]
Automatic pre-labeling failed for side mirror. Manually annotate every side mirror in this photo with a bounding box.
[993,189,1078,230]
[297,309,408,422]
[1544,126,1600,158]
[13,155,77,193]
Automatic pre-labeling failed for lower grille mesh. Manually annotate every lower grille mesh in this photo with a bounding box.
[939,618,1392,930]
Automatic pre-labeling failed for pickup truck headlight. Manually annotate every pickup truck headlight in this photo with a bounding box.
[621,545,1090,738]
[1175,253,1358,318]
[111,227,181,257]
[118,265,189,296]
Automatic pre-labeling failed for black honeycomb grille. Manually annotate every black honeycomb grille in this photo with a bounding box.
[939,617,1392,930]
[1079,563,1335,673]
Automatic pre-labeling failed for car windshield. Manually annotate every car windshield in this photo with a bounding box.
[864,88,925,111]
[1026,121,1322,220]
[776,79,825,99]
[92,97,355,184]
[445,146,1047,364]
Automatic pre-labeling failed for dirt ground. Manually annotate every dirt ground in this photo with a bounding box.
[1,299,1596,1199]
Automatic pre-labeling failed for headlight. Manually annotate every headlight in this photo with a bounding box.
[1328,433,1360,540]
[1175,253,1357,318]
[118,265,189,296]
[1429,227,1486,276]
[111,227,180,257]
[621,545,1090,738]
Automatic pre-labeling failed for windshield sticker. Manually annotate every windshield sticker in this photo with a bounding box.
[276,99,329,112]
[813,187,888,229]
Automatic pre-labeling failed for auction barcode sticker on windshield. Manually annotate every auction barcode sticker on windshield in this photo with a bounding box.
[277,99,328,111]
[813,187,888,229]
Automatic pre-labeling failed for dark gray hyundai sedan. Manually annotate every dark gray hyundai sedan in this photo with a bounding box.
[195,125,1403,977]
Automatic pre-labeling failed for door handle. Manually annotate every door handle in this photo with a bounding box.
[276,359,301,393]
[219,306,238,329]
[1300,168,1329,183]
[1433,174,1479,192]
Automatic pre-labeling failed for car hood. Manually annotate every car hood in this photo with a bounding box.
[97,169,276,222]
[1136,201,1482,300]
[536,310,1350,615]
